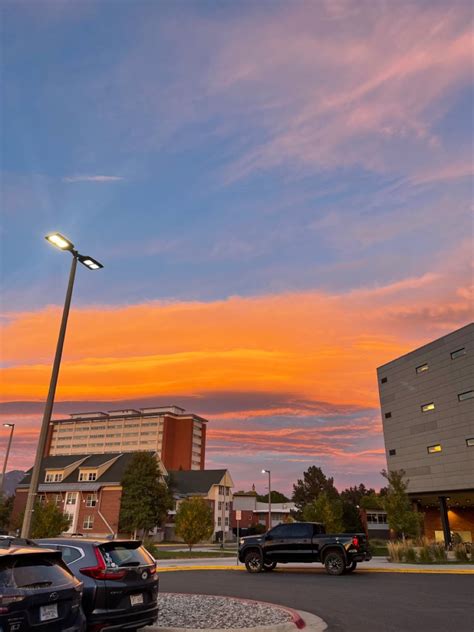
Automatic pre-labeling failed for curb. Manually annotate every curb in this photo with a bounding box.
[156,563,474,575]
[147,593,327,632]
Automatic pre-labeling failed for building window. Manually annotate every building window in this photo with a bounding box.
[384,412,392,419]
[458,390,474,402]
[427,444,442,454]
[86,494,98,507]
[54,494,62,505]
[79,471,97,481]
[451,348,466,360]
[421,402,435,413]
[65,492,77,505]
[37,494,46,504]
[466,438,474,447]
[45,472,63,482]
[217,517,221,526]
[218,501,222,510]
[416,363,429,374]
[83,515,94,529]
[381,377,387,384]
[389,449,396,456]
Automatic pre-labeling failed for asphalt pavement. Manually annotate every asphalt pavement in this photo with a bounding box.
[159,568,474,632]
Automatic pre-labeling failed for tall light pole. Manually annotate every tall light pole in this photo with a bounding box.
[0,424,15,495]
[21,233,103,538]
[261,469,271,531]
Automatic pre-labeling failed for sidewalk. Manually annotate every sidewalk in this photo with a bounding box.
[156,556,474,573]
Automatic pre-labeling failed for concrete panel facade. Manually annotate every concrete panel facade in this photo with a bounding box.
[377,323,474,495]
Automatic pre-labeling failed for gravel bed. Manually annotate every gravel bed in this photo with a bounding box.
[155,593,293,629]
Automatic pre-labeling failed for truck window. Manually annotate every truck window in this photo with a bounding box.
[313,523,326,535]
[287,523,313,538]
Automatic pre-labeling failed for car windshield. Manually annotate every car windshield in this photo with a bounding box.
[100,544,153,568]
[0,556,73,589]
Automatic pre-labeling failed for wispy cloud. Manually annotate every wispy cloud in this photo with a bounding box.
[62,175,124,183]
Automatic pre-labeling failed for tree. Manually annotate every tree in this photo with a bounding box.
[292,466,339,518]
[119,452,173,538]
[359,492,384,510]
[340,484,376,506]
[381,469,423,540]
[0,494,13,532]
[302,491,344,533]
[256,490,289,503]
[175,497,214,550]
[30,501,71,538]
[341,501,363,532]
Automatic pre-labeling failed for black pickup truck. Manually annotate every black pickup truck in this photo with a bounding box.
[238,522,371,576]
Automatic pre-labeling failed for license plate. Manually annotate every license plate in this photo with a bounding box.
[130,593,144,606]
[40,603,58,621]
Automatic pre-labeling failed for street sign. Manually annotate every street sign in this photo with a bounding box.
[235,510,242,520]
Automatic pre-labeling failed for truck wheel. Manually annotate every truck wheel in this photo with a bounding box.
[345,561,357,573]
[324,551,345,576]
[244,550,263,573]
[263,561,277,572]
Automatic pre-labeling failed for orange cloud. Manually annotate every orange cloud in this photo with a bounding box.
[1,270,471,408]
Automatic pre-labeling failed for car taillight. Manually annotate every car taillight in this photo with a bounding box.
[80,547,126,581]
[352,536,359,548]
[0,594,25,613]
[149,564,157,575]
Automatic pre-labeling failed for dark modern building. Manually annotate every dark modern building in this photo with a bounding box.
[377,322,474,545]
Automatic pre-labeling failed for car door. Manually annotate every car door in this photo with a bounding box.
[286,523,314,562]
[263,524,291,561]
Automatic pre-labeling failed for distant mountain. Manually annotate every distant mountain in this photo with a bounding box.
[2,470,26,496]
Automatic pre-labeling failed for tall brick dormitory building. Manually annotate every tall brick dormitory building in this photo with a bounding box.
[11,405,236,539]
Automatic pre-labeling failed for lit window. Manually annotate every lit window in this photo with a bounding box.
[458,390,474,402]
[381,377,388,384]
[389,449,396,456]
[385,412,392,419]
[466,438,474,447]
[427,444,442,454]
[66,493,77,505]
[416,363,429,374]
[83,515,94,529]
[421,402,435,413]
[451,348,466,360]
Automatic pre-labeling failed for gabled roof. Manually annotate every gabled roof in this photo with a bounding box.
[18,452,158,488]
[169,469,228,496]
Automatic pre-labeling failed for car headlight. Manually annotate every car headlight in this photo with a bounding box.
[239,539,245,545]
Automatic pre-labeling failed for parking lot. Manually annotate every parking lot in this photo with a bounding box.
[159,568,474,632]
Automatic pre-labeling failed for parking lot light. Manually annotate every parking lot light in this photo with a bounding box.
[45,232,75,251]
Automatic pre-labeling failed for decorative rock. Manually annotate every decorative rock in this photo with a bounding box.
[155,593,293,629]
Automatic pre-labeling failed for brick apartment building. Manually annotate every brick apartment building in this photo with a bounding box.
[12,458,234,541]
[12,452,164,537]
[377,323,474,545]
[46,405,207,471]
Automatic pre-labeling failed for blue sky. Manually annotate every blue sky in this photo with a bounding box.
[0,0,472,492]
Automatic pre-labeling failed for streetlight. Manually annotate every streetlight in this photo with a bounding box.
[261,469,271,531]
[0,424,15,495]
[21,233,103,538]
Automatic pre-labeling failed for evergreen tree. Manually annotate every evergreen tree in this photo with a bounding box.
[292,466,339,518]
[340,484,376,505]
[256,490,289,503]
[119,452,173,538]
[381,469,423,540]
[175,497,214,551]
[0,494,13,532]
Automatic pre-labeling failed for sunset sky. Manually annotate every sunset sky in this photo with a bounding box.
[1,0,472,494]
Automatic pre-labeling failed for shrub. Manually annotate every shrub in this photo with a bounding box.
[403,546,417,563]
[143,540,160,559]
[430,542,447,562]
[454,543,469,562]
[387,541,404,562]
[417,545,433,564]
